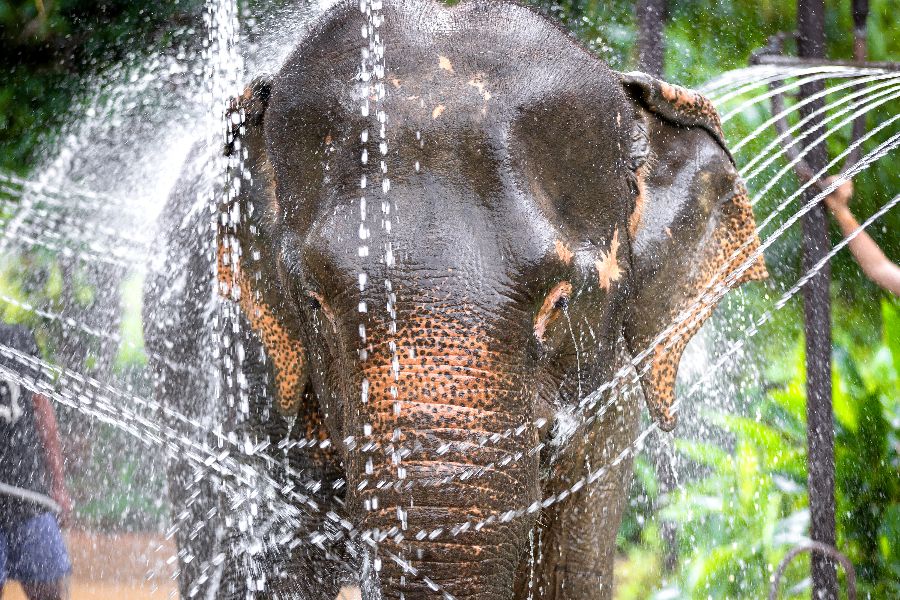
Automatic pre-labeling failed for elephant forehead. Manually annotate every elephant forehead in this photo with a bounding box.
[266,0,632,271]
[268,0,626,141]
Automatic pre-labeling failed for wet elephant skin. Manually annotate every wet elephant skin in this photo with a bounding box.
[143,0,767,598]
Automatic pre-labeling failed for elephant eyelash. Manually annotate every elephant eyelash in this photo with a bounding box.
[304,291,340,332]
[305,291,325,312]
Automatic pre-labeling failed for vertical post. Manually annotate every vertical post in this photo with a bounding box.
[844,0,869,167]
[636,0,667,76]
[852,0,869,61]
[796,1,837,599]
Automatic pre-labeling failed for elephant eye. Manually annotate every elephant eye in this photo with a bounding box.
[306,292,323,311]
[304,290,337,329]
[534,281,573,343]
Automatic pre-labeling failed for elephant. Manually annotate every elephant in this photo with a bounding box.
[143,0,767,598]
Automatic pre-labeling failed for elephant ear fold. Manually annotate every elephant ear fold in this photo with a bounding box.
[620,74,767,432]
[217,76,308,417]
[620,71,735,166]
[223,75,272,157]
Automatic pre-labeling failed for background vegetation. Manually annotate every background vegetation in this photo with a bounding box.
[1,0,898,596]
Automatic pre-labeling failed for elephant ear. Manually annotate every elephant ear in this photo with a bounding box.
[218,75,307,417]
[619,71,734,165]
[620,71,768,431]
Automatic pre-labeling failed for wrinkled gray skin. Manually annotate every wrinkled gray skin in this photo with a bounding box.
[143,1,764,598]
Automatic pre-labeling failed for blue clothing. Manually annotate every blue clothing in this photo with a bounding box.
[0,512,71,584]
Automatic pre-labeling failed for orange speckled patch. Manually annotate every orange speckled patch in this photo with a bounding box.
[432,104,446,119]
[554,240,574,265]
[438,55,454,73]
[350,302,539,557]
[217,242,306,415]
[595,229,623,290]
[628,165,648,237]
[534,281,573,341]
[656,81,725,140]
[361,305,526,421]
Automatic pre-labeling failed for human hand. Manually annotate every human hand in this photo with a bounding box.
[823,176,854,213]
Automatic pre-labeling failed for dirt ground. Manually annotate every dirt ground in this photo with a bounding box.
[1,530,370,599]
[3,529,177,600]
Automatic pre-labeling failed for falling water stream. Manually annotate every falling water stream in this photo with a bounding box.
[0,4,897,596]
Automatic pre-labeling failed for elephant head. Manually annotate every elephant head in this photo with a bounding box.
[214,1,766,597]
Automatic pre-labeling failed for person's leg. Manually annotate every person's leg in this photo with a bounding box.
[5,513,70,600]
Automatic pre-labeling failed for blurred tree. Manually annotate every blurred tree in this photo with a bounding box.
[0,0,202,173]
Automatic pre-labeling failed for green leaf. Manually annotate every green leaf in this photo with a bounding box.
[44,261,62,301]
[882,300,900,375]
[879,504,900,564]
[715,413,790,460]
[675,439,731,471]
[736,439,762,509]
[832,365,858,433]
[114,273,147,369]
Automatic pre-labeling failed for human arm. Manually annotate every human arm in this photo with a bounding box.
[33,392,73,523]
[825,178,900,296]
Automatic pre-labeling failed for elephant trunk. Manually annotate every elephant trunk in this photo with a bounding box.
[358,453,532,598]
[344,318,539,599]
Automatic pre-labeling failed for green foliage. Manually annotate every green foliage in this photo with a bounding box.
[114,273,147,370]
[525,0,636,70]
[661,373,810,598]
[665,0,795,87]
[70,423,168,531]
[614,527,664,600]
[616,300,900,598]
[831,300,900,597]
[0,0,202,173]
